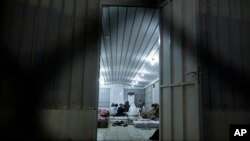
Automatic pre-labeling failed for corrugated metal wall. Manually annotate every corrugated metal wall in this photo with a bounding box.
[0,0,100,140]
[124,88,144,106]
[154,81,160,103]
[200,0,250,110]
[145,86,153,107]
[199,0,250,140]
[145,81,160,108]
[98,88,110,108]
[98,87,144,108]
[160,0,200,140]
[1,0,99,109]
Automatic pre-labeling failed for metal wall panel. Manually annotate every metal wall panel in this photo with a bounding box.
[200,0,250,111]
[199,0,250,140]
[154,81,160,103]
[98,88,110,107]
[40,109,97,140]
[82,0,100,109]
[160,0,200,140]
[0,0,100,140]
[1,0,100,109]
[69,0,87,109]
[144,81,160,107]
[145,86,153,107]
[124,88,144,106]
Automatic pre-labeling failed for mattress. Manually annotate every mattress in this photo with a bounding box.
[133,120,159,128]
[109,116,128,122]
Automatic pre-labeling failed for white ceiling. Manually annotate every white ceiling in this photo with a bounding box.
[100,6,160,88]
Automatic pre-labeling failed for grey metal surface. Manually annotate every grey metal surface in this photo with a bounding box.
[99,88,111,107]
[1,0,101,110]
[199,0,250,140]
[124,88,144,106]
[100,6,160,88]
[1,0,100,140]
[200,0,250,110]
[160,0,200,140]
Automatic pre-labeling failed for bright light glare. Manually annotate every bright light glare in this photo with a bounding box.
[140,73,144,77]
[99,78,105,86]
[150,57,156,65]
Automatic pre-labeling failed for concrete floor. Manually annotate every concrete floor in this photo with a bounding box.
[97,123,157,141]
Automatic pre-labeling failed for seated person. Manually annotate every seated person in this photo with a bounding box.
[149,103,159,120]
[137,99,144,109]
[116,103,126,116]
[142,103,159,120]
[124,101,130,112]
[126,103,139,116]
[140,104,148,116]
[110,103,118,116]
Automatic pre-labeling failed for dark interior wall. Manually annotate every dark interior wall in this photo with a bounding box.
[200,0,250,111]
[0,0,100,140]
[199,0,250,140]
[0,0,93,109]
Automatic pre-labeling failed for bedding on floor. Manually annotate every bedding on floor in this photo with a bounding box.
[109,116,128,122]
[133,119,159,128]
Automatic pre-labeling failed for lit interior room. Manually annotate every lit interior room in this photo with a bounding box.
[97,6,160,141]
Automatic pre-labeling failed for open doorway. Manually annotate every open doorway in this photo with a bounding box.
[97,6,161,141]
[96,0,201,140]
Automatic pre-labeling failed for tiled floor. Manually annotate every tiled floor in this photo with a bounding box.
[97,123,157,141]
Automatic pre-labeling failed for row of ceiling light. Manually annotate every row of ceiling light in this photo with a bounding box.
[131,55,158,87]
[100,37,160,87]
[131,37,160,87]
[99,55,158,87]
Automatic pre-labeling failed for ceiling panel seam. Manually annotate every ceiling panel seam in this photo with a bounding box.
[118,7,128,83]
[121,8,146,83]
[119,7,138,83]
[129,31,159,85]
[127,25,159,84]
[125,9,156,84]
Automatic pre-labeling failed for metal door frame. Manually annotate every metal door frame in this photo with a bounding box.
[159,0,202,140]
[97,0,202,140]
